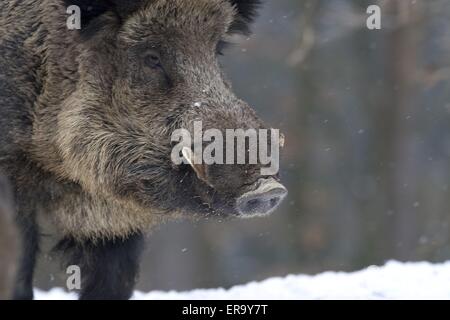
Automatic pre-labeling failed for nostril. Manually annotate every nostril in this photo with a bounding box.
[238,191,286,216]
[246,199,261,212]
[269,196,280,209]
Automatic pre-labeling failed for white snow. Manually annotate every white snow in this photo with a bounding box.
[35,261,450,300]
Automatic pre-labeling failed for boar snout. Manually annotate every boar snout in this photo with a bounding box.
[236,178,287,217]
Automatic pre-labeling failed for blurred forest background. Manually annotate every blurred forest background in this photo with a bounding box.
[36,0,450,291]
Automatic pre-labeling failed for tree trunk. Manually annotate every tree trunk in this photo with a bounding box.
[380,0,424,259]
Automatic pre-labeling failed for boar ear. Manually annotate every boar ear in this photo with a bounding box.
[63,0,112,27]
[63,0,143,35]
[107,0,145,19]
[228,0,262,34]
[181,147,210,185]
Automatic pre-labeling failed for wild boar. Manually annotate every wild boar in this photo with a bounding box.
[0,0,287,300]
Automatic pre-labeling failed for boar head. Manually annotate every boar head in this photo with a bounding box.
[57,0,287,220]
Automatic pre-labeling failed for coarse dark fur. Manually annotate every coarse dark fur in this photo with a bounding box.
[0,0,284,300]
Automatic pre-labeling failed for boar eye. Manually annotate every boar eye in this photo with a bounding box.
[144,51,162,69]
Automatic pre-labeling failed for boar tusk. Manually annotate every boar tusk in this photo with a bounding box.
[181,147,194,166]
[182,147,209,185]
[280,133,285,148]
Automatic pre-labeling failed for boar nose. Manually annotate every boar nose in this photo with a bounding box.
[236,179,287,217]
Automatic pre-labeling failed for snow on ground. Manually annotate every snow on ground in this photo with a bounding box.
[35,261,450,300]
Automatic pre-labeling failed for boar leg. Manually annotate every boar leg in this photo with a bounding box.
[58,233,145,300]
[0,175,19,300]
[13,213,39,300]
